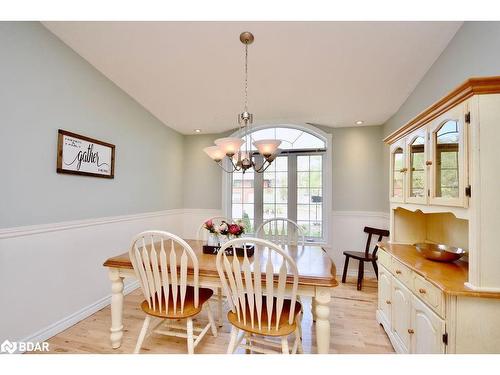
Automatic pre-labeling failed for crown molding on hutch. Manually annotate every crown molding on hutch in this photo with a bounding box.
[384,76,500,144]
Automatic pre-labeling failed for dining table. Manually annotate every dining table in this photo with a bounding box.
[103,239,338,354]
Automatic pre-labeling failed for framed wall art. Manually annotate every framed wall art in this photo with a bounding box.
[56,129,115,178]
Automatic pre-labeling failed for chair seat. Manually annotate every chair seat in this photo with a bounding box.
[343,250,377,261]
[227,296,302,337]
[141,285,213,319]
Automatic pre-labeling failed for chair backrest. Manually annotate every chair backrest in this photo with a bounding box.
[255,218,305,246]
[363,226,390,257]
[216,237,299,332]
[129,230,199,314]
[197,216,231,241]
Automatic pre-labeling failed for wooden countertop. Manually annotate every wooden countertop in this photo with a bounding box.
[104,239,338,288]
[379,242,500,299]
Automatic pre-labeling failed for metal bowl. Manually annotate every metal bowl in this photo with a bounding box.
[414,243,467,262]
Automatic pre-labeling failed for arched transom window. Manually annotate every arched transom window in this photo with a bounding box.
[228,125,329,243]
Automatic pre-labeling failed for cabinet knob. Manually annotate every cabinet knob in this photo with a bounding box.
[385,300,391,305]
[408,328,415,334]
[395,270,402,275]
[425,160,432,166]
[418,288,427,294]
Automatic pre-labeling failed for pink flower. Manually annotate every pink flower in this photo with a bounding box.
[204,219,213,228]
[228,224,240,235]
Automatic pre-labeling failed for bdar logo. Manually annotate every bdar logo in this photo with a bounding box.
[1,340,17,354]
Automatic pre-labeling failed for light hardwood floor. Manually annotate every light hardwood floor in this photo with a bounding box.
[38,277,394,354]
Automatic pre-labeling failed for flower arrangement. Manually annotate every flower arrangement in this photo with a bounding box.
[203,219,246,245]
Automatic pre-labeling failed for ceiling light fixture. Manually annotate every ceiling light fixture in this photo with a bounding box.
[203,32,281,174]
[195,129,201,133]
[355,120,364,125]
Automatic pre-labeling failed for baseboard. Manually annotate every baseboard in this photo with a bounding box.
[17,281,140,352]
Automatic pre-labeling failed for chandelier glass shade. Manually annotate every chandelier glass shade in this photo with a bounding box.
[203,31,281,173]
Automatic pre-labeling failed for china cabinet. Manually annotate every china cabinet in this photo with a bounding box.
[380,76,500,354]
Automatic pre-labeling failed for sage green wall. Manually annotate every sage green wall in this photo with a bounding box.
[183,125,387,212]
[384,21,500,136]
[0,22,184,228]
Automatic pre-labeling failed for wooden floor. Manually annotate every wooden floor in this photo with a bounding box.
[39,277,394,354]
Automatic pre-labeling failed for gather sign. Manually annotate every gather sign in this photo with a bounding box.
[56,129,115,178]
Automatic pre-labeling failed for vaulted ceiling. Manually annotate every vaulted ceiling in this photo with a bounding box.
[43,21,462,134]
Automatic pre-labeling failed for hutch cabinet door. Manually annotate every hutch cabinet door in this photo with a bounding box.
[391,277,412,353]
[389,139,407,203]
[410,295,446,354]
[378,266,392,330]
[429,103,469,207]
[405,127,428,204]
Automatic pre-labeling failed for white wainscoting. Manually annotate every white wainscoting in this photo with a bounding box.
[327,211,390,278]
[0,208,387,347]
[0,209,184,345]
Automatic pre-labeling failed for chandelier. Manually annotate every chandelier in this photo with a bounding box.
[203,32,281,173]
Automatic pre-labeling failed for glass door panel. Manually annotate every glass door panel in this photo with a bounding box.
[434,120,459,199]
[409,136,425,198]
[391,146,405,202]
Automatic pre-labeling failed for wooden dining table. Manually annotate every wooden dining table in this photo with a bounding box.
[103,239,338,354]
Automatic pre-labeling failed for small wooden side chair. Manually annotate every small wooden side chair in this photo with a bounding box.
[256,218,305,247]
[217,237,303,354]
[129,231,217,354]
[341,226,390,290]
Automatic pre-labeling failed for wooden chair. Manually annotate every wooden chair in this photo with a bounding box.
[256,218,305,247]
[341,226,390,290]
[217,237,303,354]
[129,231,217,354]
[196,216,231,242]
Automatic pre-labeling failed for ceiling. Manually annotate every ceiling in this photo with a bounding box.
[43,21,462,135]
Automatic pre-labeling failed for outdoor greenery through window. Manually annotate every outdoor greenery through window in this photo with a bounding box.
[231,127,326,241]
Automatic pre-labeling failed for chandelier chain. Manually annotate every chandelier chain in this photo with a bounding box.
[244,43,248,113]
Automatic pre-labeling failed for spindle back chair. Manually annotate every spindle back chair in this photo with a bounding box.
[256,218,305,247]
[216,237,302,354]
[129,230,217,354]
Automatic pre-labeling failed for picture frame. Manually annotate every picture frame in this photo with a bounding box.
[56,129,115,179]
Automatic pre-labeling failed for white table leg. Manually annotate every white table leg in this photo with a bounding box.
[314,287,331,354]
[109,268,124,349]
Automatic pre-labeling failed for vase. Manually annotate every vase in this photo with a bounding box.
[219,235,229,246]
[207,233,219,247]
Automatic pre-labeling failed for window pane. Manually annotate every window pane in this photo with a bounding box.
[310,171,322,188]
[297,156,309,171]
[310,204,322,221]
[310,189,322,204]
[276,187,287,204]
[275,172,288,187]
[297,188,310,204]
[297,204,309,221]
[232,205,242,218]
[276,204,287,217]
[232,188,242,204]
[263,204,275,219]
[263,188,274,203]
[310,155,322,171]
[297,172,309,188]
[243,204,254,219]
[310,221,322,237]
[275,157,288,171]
[298,221,310,235]
[263,172,275,188]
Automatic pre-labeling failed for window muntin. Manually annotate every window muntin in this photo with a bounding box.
[231,170,255,233]
[241,127,326,152]
[263,156,288,221]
